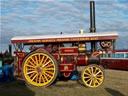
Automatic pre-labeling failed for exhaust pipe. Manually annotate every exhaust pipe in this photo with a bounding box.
[90,1,96,52]
[90,1,96,32]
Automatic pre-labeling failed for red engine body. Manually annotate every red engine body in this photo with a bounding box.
[11,32,118,78]
[15,46,95,77]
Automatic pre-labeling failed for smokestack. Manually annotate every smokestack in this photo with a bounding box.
[90,1,96,32]
[90,1,96,52]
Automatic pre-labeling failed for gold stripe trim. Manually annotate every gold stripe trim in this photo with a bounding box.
[59,47,78,49]
[60,53,78,55]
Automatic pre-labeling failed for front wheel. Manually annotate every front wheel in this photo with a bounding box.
[22,51,59,87]
[81,64,105,88]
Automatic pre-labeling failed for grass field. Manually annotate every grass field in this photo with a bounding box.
[0,69,128,96]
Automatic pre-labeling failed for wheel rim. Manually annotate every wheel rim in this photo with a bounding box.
[23,52,56,87]
[82,65,104,88]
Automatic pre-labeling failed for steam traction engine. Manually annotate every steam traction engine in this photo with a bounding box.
[11,1,118,88]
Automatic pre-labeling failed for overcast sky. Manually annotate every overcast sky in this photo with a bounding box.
[0,0,128,52]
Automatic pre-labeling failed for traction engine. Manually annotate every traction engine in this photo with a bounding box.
[11,1,118,88]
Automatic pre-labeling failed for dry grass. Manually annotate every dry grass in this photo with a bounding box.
[0,69,128,96]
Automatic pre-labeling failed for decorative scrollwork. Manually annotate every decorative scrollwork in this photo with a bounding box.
[100,40,112,48]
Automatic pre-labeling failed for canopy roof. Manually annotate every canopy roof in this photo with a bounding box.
[11,32,118,44]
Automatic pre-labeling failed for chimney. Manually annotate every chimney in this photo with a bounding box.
[90,1,96,52]
[90,1,96,32]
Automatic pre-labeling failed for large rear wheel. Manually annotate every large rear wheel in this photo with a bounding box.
[22,51,58,87]
[81,64,105,88]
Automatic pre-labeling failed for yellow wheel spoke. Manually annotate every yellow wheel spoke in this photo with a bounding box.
[28,60,36,66]
[44,63,54,68]
[40,56,45,65]
[43,68,54,71]
[38,54,40,65]
[26,64,35,68]
[42,60,52,68]
[84,71,91,76]
[45,70,53,75]
[27,71,36,75]
[89,80,93,86]
[96,77,103,82]
[42,57,48,65]
[92,80,95,87]
[94,79,100,86]
[86,78,92,83]
[30,57,38,66]
[87,68,92,74]
[44,72,52,78]
[95,71,101,75]
[31,74,38,81]
[91,67,93,74]
[43,72,48,82]
[93,80,98,87]
[39,73,42,84]
[83,75,91,79]
[94,67,98,74]
[45,61,52,65]
[36,74,39,83]
[96,74,103,77]
[29,73,36,78]
[27,68,35,71]
[35,55,39,65]
[40,72,45,83]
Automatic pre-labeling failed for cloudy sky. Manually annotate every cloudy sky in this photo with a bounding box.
[0,0,128,52]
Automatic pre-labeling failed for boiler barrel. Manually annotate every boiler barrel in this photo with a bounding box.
[76,55,100,66]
